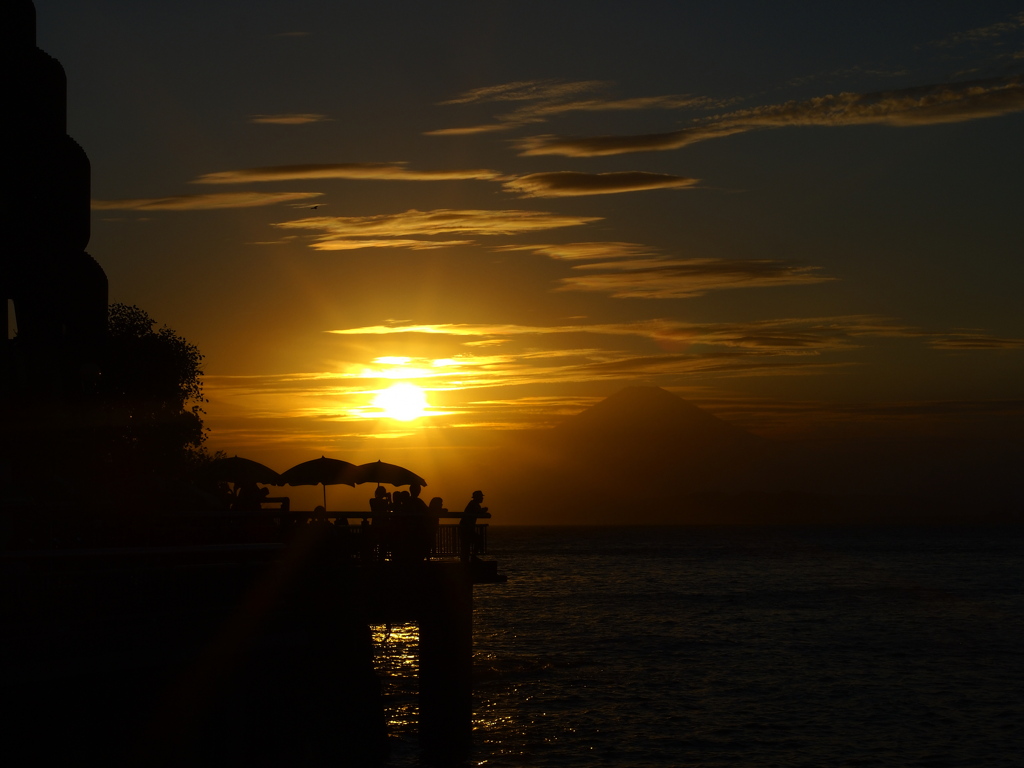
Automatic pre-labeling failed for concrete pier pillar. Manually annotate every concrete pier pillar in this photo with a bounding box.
[418,563,474,751]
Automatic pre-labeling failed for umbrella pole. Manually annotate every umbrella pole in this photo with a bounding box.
[322,483,327,512]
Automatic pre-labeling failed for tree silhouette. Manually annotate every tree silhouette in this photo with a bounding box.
[89,303,211,509]
[101,303,204,441]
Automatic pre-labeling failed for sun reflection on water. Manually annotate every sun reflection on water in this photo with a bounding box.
[370,622,517,758]
[371,623,420,733]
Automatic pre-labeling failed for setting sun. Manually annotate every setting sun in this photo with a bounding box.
[372,382,428,421]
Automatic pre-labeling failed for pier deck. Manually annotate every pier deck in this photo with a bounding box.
[2,517,504,763]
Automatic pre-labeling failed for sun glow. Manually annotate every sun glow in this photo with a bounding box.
[372,382,429,421]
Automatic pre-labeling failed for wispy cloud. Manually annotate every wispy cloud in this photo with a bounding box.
[248,113,332,124]
[929,11,1024,48]
[91,191,323,210]
[307,315,929,401]
[516,125,745,157]
[556,257,833,298]
[495,241,827,297]
[274,208,601,250]
[302,238,475,251]
[503,94,712,122]
[517,75,1024,157]
[787,65,911,90]
[428,78,714,135]
[204,342,846,418]
[927,331,1024,349]
[495,242,657,260]
[193,162,502,184]
[733,75,1024,127]
[193,163,697,199]
[503,171,698,198]
[207,371,1024,445]
[327,315,917,352]
[440,80,608,105]
[690,393,1024,437]
[203,316,1023,438]
[421,124,513,136]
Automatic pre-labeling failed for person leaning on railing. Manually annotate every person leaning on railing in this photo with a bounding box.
[460,490,490,562]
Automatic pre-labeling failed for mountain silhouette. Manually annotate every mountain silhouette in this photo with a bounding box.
[550,385,757,454]
[489,386,772,523]
[474,386,1023,524]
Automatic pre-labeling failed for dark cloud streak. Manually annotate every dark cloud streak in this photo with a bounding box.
[249,114,331,124]
[91,191,323,210]
[517,76,1024,157]
[194,163,502,184]
[556,257,832,298]
[503,171,699,197]
[495,242,657,260]
[431,79,713,136]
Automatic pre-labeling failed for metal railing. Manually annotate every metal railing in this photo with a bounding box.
[3,509,488,559]
[271,511,489,559]
[338,522,487,559]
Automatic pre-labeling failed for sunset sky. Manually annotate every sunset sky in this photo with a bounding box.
[33,1,1024,509]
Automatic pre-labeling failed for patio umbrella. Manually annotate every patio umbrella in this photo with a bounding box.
[204,455,281,486]
[277,456,358,510]
[354,460,426,487]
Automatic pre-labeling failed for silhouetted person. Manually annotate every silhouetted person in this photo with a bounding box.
[408,483,432,561]
[392,490,408,512]
[390,485,428,563]
[233,482,263,512]
[369,486,390,517]
[215,481,234,510]
[407,483,428,514]
[460,490,490,562]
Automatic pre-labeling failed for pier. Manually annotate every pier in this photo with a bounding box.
[4,5,505,762]
[2,515,505,764]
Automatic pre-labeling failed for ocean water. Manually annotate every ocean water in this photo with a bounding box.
[375,526,1024,767]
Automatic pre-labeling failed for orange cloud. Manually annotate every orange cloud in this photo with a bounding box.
[274,208,601,249]
[326,316,915,352]
[503,171,698,198]
[927,332,1024,349]
[204,315,1024,442]
[495,242,657,260]
[248,113,332,124]
[516,125,747,157]
[193,162,502,184]
[204,345,847,418]
[423,124,514,136]
[439,79,608,105]
[307,238,475,251]
[91,191,323,210]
